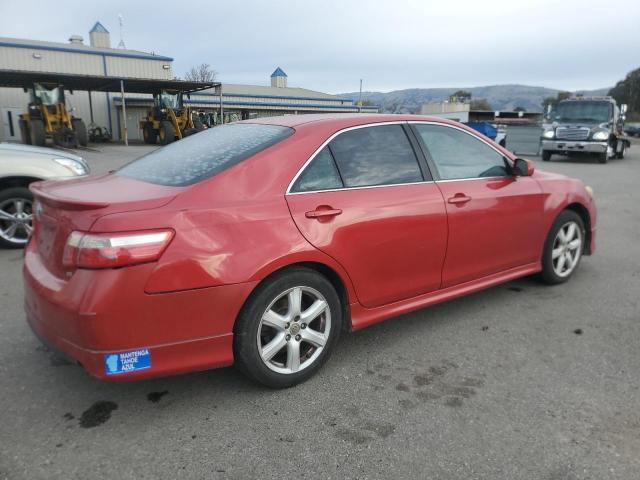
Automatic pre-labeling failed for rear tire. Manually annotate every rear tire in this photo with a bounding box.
[234,267,342,388]
[540,210,585,285]
[29,119,46,146]
[542,150,552,162]
[158,121,175,145]
[19,119,31,145]
[72,119,88,147]
[142,122,158,144]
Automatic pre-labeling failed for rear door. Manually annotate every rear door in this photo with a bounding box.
[411,122,544,288]
[286,123,448,308]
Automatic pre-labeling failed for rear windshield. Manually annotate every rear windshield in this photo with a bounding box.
[117,123,293,186]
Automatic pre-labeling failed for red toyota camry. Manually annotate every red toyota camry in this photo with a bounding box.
[24,114,596,388]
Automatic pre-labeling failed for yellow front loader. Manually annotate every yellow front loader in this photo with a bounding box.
[19,83,87,148]
[140,90,204,145]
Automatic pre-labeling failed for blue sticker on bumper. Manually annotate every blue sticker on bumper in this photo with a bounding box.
[104,349,151,375]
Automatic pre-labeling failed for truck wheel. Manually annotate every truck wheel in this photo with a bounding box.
[542,151,552,162]
[29,119,46,146]
[143,122,158,144]
[598,151,607,164]
[158,121,175,145]
[19,119,31,145]
[72,119,88,147]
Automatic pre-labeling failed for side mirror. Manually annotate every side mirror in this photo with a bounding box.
[513,158,534,176]
[621,104,628,114]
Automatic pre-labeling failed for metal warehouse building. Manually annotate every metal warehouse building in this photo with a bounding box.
[0,22,377,143]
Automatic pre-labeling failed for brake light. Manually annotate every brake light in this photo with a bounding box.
[63,230,174,269]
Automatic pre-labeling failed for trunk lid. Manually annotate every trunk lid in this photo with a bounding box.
[30,174,183,278]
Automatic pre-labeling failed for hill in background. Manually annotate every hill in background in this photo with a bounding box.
[338,85,610,113]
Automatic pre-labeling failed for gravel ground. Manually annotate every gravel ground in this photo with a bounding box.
[0,139,639,480]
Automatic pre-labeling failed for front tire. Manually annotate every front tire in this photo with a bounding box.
[598,151,607,164]
[542,150,552,162]
[159,121,175,145]
[540,210,585,284]
[0,187,34,249]
[234,268,342,388]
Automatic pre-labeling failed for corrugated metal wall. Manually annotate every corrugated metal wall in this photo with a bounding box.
[0,44,173,141]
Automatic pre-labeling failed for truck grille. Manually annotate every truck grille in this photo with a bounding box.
[556,127,590,141]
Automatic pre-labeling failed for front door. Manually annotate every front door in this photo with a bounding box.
[1,107,22,142]
[412,123,545,288]
[286,124,448,308]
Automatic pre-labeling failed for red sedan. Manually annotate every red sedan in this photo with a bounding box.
[24,114,596,388]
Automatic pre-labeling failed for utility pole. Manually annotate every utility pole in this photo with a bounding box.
[358,79,363,113]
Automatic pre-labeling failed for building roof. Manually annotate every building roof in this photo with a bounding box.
[0,36,173,62]
[220,83,343,101]
[0,69,218,94]
[270,67,287,77]
[89,21,109,34]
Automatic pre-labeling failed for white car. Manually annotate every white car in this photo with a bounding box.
[0,143,89,248]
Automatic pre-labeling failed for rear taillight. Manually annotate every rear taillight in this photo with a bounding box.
[63,230,174,269]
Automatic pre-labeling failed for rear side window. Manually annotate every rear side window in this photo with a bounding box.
[329,124,423,188]
[118,123,293,186]
[291,147,343,193]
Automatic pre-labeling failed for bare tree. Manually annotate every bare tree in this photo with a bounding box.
[184,63,217,82]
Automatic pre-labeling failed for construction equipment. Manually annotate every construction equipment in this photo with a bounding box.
[18,83,88,148]
[140,90,204,145]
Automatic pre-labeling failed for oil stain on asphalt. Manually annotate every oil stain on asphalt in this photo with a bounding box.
[147,390,169,403]
[79,401,118,428]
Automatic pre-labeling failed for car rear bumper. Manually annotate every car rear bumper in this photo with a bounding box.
[23,247,257,381]
[542,140,607,154]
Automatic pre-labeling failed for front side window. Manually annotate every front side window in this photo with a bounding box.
[118,123,293,186]
[291,147,343,193]
[414,124,510,180]
[329,124,423,188]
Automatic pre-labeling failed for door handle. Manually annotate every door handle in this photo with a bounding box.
[447,194,471,205]
[305,207,343,219]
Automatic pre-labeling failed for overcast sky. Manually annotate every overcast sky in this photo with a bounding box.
[1,0,638,93]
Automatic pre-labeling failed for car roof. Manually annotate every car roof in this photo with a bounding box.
[242,113,461,129]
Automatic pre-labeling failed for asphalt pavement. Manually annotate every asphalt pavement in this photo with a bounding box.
[1,140,639,479]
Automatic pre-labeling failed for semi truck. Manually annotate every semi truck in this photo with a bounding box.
[541,96,629,163]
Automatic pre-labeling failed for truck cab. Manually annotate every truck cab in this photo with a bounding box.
[541,96,629,163]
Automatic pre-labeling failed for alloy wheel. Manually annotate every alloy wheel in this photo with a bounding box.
[257,286,331,374]
[0,197,33,245]
[551,221,582,278]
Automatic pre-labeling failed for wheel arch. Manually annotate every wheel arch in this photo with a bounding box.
[240,261,354,332]
[565,202,591,254]
[0,176,42,191]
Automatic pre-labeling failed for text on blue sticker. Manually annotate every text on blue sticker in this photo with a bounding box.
[104,349,151,375]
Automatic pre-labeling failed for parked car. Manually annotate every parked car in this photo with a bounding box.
[0,143,89,248]
[624,124,640,137]
[24,114,596,388]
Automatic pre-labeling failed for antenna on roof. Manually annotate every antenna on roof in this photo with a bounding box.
[117,14,126,49]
